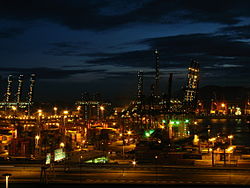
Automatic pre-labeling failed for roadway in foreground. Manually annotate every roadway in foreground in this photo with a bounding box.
[1,164,250,187]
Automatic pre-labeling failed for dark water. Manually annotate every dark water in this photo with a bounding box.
[197,118,250,146]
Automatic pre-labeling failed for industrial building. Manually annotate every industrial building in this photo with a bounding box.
[0,74,36,114]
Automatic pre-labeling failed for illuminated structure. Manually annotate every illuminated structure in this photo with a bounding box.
[77,100,100,120]
[16,75,24,103]
[75,92,111,122]
[154,49,160,99]
[0,74,36,110]
[5,75,13,103]
[137,70,144,101]
[183,60,200,111]
[28,74,36,104]
[27,74,36,115]
[77,92,100,120]
[165,73,173,111]
[148,49,162,113]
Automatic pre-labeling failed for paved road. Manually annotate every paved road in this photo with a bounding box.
[1,164,250,186]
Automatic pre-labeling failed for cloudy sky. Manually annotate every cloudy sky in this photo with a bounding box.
[0,0,250,105]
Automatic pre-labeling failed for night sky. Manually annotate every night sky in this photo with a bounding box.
[0,0,250,105]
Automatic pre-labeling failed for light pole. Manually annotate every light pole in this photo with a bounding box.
[80,155,83,183]
[209,137,216,167]
[77,106,81,113]
[227,135,234,165]
[127,130,132,145]
[132,159,136,167]
[2,173,11,188]
[11,106,17,112]
[35,135,40,157]
[60,142,65,148]
[53,107,57,115]
[35,135,40,145]
[63,110,68,135]
[121,121,125,177]
[228,135,233,146]
[62,110,68,168]
[37,109,42,158]
[155,155,158,184]
[37,109,42,129]
[11,106,17,138]
[100,106,105,126]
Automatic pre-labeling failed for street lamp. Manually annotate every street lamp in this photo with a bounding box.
[127,130,132,145]
[100,106,105,122]
[60,142,65,148]
[53,107,58,115]
[37,109,43,123]
[155,155,158,183]
[11,106,17,137]
[132,159,136,167]
[100,106,105,111]
[63,110,69,115]
[209,137,216,167]
[35,135,40,158]
[209,137,216,143]
[11,106,17,112]
[2,173,11,188]
[36,109,42,158]
[228,135,233,145]
[63,110,69,127]
[35,135,40,146]
[62,110,69,145]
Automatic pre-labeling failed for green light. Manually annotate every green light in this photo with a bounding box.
[144,129,155,138]
[149,130,154,134]
[85,157,108,163]
[162,120,166,123]
[185,119,190,123]
[145,132,150,137]
[175,121,180,125]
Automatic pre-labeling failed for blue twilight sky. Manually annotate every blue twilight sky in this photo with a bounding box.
[0,0,250,105]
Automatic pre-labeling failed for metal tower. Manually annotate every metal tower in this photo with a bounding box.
[28,74,36,104]
[183,60,200,110]
[154,49,160,98]
[16,75,24,103]
[5,75,13,102]
[137,70,144,100]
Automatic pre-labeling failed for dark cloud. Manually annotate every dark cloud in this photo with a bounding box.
[61,65,84,68]
[41,30,250,87]
[220,24,250,39]
[175,0,245,25]
[141,33,250,57]
[0,67,105,79]
[86,50,156,68]
[83,33,250,70]
[201,66,250,86]
[0,0,129,30]
[49,41,91,49]
[0,27,25,38]
[1,0,250,31]
[44,41,92,56]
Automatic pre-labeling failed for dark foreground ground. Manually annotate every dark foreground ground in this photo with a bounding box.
[0,183,249,188]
